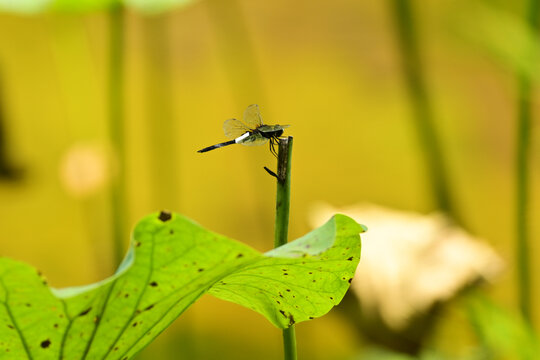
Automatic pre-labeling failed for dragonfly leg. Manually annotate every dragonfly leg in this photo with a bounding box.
[269,137,278,158]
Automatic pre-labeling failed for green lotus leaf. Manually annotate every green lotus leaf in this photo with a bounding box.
[0,212,363,359]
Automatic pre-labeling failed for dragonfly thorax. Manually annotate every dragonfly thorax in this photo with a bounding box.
[257,124,285,139]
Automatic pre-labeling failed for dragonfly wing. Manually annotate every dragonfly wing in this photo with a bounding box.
[238,132,268,146]
[243,104,264,128]
[223,118,251,139]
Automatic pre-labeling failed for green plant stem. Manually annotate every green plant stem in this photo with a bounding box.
[516,0,540,324]
[273,136,296,360]
[109,4,126,268]
[390,0,457,221]
[142,15,180,211]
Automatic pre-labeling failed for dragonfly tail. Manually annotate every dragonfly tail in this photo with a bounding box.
[197,139,236,153]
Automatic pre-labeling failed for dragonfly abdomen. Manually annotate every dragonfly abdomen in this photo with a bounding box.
[197,139,236,153]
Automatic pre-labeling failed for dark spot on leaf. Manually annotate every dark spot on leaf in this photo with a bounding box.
[78,307,92,316]
[124,293,129,298]
[53,324,58,328]
[348,278,353,284]
[7,324,13,329]
[158,211,172,222]
[283,273,288,276]
[40,339,51,349]
[94,316,100,324]
[305,244,311,248]
[288,315,295,326]
[135,241,141,247]
[236,253,244,258]
[330,297,334,300]
[25,303,31,307]
[279,310,287,318]
[309,317,314,320]
[279,294,284,298]
[144,304,155,311]
[169,229,174,235]
[114,347,119,351]
[309,272,313,275]
[276,300,281,304]
[347,257,353,261]
[312,280,316,282]
[150,281,158,287]
[132,322,138,327]
[198,268,204,272]
[286,289,291,292]
[282,269,287,271]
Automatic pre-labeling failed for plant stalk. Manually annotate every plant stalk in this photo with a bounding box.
[516,0,540,324]
[390,0,457,221]
[109,3,127,268]
[273,136,297,360]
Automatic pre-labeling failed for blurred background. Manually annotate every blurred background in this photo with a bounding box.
[0,0,539,358]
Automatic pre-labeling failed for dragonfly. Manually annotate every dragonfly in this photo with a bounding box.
[197,104,289,157]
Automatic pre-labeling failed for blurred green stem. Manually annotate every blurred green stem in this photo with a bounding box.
[273,137,296,360]
[205,0,265,106]
[142,15,180,211]
[390,0,456,220]
[109,4,127,267]
[516,0,540,324]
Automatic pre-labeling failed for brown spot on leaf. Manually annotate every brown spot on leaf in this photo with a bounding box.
[78,307,92,316]
[288,315,295,326]
[40,339,51,349]
[158,211,172,222]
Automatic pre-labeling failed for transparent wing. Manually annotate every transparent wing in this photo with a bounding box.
[239,133,268,146]
[243,104,264,128]
[223,118,251,139]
